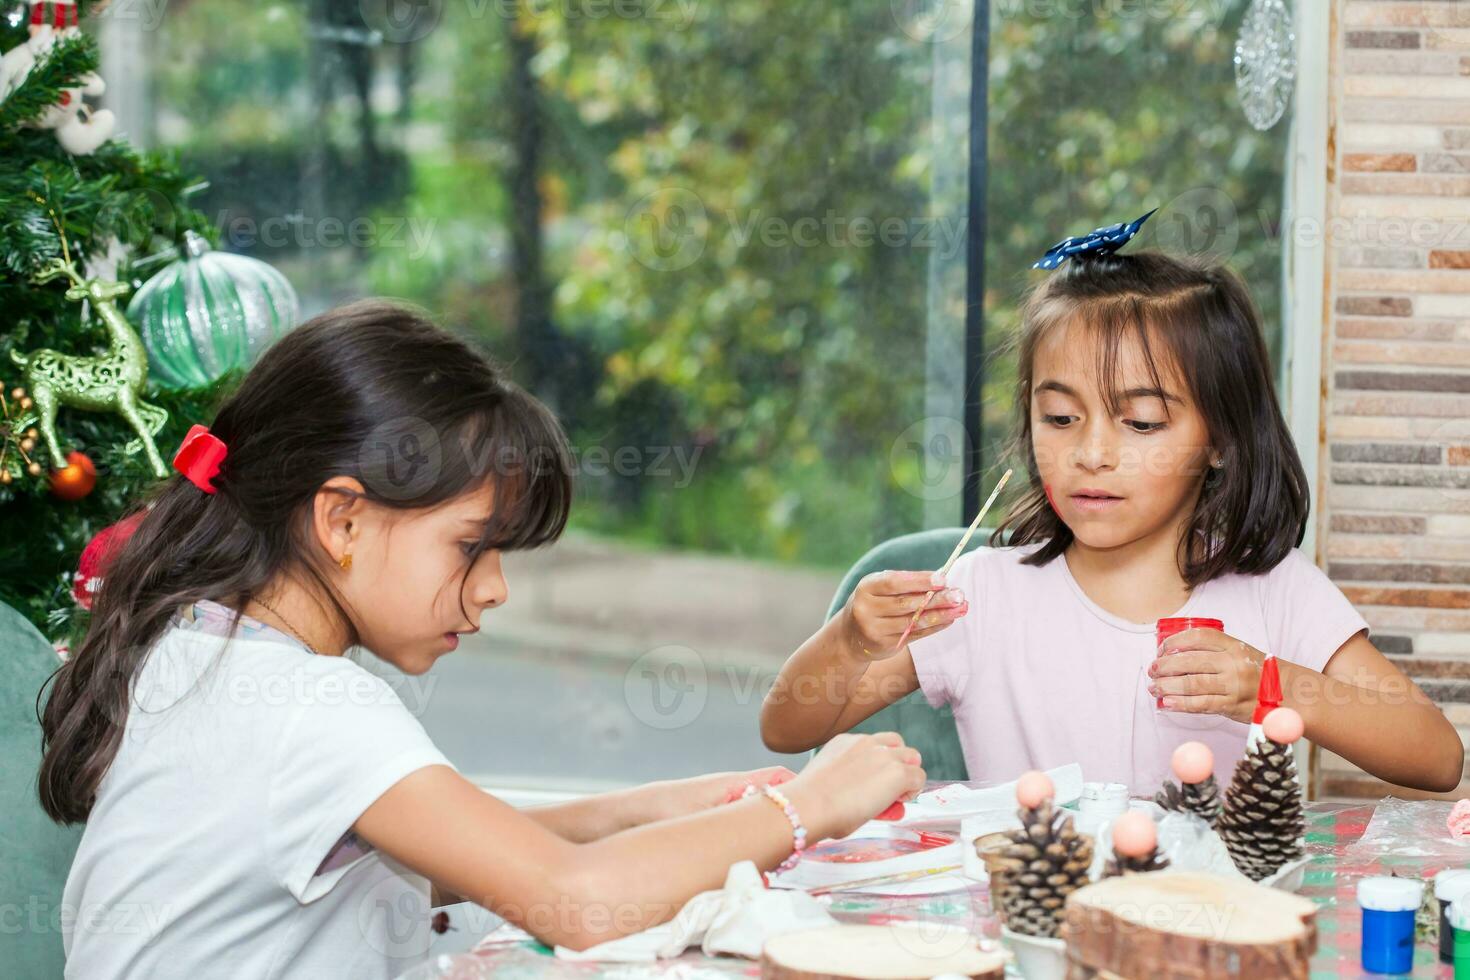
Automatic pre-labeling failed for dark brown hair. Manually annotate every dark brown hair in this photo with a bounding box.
[39,300,573,823]
[991,251,1308,585]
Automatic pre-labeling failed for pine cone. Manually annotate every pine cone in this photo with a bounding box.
[994,799,1094,939]
[1103,847,1170,878]
[1217,738,1305,881]
[1154,774,1222,826]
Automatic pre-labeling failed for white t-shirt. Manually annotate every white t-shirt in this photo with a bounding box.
[62,602,456,980]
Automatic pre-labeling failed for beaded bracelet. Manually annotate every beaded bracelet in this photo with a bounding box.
[743,782,808,874]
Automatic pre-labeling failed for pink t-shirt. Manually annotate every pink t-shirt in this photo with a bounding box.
[908,542,1369,794]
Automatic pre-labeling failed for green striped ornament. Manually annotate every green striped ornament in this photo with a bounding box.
[127,231,299,390]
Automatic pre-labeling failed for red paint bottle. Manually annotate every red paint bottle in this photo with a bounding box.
[1154,617,1224,710]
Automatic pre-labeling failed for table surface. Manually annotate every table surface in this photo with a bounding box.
[417,796,1457,979]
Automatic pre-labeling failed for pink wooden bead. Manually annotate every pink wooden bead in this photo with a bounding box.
[1263,707,1305,745]
[1016,770,1054,809]
[1171,741,1215,785]
[1111,810,1157,858]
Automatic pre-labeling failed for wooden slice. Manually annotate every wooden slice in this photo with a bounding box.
[760,923,1006,980]
[1062,872,1318,979]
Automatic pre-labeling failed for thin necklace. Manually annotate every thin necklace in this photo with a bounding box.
[252,596,322,655]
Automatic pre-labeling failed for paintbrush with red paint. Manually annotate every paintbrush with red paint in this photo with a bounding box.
[890,468,1012,654]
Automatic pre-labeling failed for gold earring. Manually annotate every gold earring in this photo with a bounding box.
[338,552,353,571]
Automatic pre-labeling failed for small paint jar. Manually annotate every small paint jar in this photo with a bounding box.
[1451,897,1470,980]
[1436,869,1470,963]
[1079,782,1129,821]
[1358,876,1423,974]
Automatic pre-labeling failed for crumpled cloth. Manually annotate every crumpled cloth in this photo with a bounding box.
[553,860,835,962]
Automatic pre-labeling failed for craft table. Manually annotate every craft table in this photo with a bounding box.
[401,792,1458,979]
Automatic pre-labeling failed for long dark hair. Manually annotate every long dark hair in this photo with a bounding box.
[39,300,573,824]
[991,251,1308,585]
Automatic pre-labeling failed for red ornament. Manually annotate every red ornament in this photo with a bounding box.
[50,450,97,501]
[73,511,145,610]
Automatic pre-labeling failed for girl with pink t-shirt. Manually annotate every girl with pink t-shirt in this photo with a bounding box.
[762,220,1462,795]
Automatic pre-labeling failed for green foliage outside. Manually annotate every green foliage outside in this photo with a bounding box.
[3,0,1290,637]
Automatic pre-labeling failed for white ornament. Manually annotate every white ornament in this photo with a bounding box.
[1234,0,1297,132]
[0,1,115,155]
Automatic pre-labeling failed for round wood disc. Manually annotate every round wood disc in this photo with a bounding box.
[760,923,1006,980]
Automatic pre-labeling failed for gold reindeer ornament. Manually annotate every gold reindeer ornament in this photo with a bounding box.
[11,257,169,478]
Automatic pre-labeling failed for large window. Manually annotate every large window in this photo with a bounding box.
[109,0,1290,788]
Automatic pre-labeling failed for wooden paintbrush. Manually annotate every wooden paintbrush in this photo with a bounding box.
[891,468,1012,653]
[804,863,965,897]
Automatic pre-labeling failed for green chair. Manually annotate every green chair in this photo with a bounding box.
[821,527,995,781]
[0,602,84,978]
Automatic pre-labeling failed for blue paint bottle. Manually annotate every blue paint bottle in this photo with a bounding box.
[1358,876,1422,975]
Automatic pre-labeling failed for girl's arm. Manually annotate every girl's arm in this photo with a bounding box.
[1152,630,1464,793]
[522,766,798,844]
[760,570,968,753]
[433,767,796,907]
[358,733,924,952]
[1282,633,1463,793]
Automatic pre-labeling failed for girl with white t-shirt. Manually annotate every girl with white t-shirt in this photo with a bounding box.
[761,226,1462,796]
[40,301,924,979]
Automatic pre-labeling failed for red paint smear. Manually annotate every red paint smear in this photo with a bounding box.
[1044,483,1058,513]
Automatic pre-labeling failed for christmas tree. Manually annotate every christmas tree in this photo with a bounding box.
[0,0,225,641]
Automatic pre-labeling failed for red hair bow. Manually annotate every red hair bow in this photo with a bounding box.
[172,424,227,494]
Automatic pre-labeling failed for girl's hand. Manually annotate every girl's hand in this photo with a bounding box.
[785,731,926,840]
[1148,628,1265,725]
[642,766,798,823]
[842,570,968,660]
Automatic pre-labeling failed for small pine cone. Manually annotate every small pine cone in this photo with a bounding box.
[1217,738,1305,882]
[1154,775,1222,826]
[994,799,1093,939]
[1102,846,1170,879]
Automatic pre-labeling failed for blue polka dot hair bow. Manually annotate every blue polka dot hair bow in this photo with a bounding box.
[1032,209,1157,270]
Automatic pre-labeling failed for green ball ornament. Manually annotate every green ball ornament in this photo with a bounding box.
[127,231,299,390]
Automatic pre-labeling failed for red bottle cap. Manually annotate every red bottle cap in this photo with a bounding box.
[1252,655,1283,725]
[1156,617,1224,641]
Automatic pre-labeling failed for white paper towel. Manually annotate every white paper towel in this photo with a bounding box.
[553,860,835,962]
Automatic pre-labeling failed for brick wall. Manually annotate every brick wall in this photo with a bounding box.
[1317,1,1470,799]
